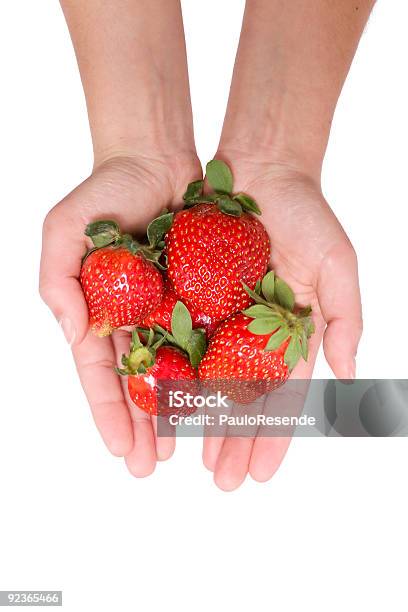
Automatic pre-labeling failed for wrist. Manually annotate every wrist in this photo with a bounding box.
[213,145,324,199]
[218,118,327,184]
[217,0,371,184]
[93,139,197,170]
[92,149,202,204]
[92,121,197,170]
[63,0,197,173]
[216,142,323,187]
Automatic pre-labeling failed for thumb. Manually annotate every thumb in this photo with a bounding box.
[40,208,89,346]
[318,242,363,379]
[40,277,89,346]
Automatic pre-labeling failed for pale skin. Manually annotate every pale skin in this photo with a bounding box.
[40,0,374,489]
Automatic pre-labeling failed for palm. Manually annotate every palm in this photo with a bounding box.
[40,154,201,475]
[202,159,363,489]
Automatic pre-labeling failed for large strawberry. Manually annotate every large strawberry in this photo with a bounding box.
[80,215,172,336]
[117,302,206,416]
[198,272,315,403]
[141,276,220,338]
[165,160,270,322]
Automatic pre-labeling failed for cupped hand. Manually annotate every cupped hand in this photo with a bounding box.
[40,152,201,476]
[203,154,363,490]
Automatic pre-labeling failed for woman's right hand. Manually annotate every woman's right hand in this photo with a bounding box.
[40,152,201,476]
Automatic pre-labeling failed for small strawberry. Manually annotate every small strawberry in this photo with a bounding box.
[80,215,172,336]
[165,160,270,322]
[117,302,206,416]
[198,272,315,403]
[141,276,220,338]
[123,340,197,417]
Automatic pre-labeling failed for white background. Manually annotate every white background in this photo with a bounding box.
[0,1,407,610]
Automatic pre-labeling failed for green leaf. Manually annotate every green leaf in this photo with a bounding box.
[233,193,261,215]
[247,318,282,335]
[154,324,170,337]
[152,332,168,352]
[85,220,121,248]
[115,367,128,376]
[171,301,193,350]
[299,306,312,317]
[139,246,167,269]
[284,334,302,370]
[242,304,275,318]
[254,279,262,294]
[300,329,309,361]
[131,330,143,350]
[202,194,218,203]
[242,283,271,306]
[274,277,295,311]
[147,212,174,248]
[302,316,315,339]
[186,329,207,368]
[122,235,142,255]
[206,160,233,194]
[217,196,242,217]
[261,271,275,302]
[183,194,220,209]
[146,328,155,347]
[183,179,204,202]
[265,327,290,351]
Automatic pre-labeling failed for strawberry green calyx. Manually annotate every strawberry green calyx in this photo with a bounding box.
[183,179,205,203]
[116,301,207,376]
[242,271,315,371]
[83,212,173,269]
[85,220,122,247]
[182,159,261,218]
[154,301,207,369]
[116,329,166,376]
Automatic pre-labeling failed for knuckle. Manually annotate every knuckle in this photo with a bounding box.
[38,280,54,306]
[42,203,61,236]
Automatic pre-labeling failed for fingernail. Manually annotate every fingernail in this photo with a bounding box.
[59,317,76,346]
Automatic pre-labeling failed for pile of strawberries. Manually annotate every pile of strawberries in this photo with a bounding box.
[80,161,314,412]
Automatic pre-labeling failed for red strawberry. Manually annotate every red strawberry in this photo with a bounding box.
[187,299,221,338]
[141,276,219,338]
[127,344,197,417]
[81,247,163,337]
[198,272,314,403]
[80,216,172,336]
[165,160,270,321]
[117,302,206,416]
